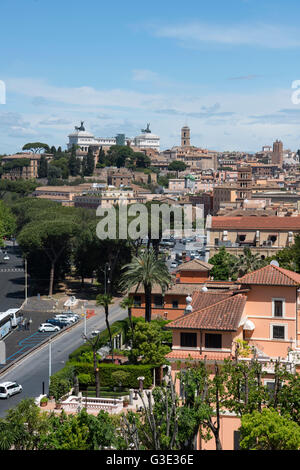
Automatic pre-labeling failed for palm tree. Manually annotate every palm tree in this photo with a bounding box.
[82,333,102,398]
[96,293,114,362]
[233,247,267,278]
[120,248,171,322]
[120,296,134,335]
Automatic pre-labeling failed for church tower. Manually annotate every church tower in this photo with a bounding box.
[181,126,190,147]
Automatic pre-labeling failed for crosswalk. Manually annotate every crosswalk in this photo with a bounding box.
[0,268,24,273]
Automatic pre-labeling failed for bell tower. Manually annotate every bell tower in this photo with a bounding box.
[181,126,190,147]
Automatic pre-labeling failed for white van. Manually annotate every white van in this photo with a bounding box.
[0,381,22,399]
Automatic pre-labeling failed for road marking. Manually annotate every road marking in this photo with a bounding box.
[0,268,24,273]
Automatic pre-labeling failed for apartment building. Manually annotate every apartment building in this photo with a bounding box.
[165,263,300,449]
[206,215,300,258]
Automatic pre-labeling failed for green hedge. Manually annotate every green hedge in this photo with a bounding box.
[71,361,155,389]
[49,363,75,400]
[98,363,154,389]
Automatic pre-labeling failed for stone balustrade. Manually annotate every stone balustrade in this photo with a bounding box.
[61,395,124,414]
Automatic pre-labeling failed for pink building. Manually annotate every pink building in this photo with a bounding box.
[165,263,300,449]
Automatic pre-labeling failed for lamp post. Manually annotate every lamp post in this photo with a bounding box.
[48,340,52,387]
[104,263,111,294]
[83,301,88,341]
[24,258,28,304]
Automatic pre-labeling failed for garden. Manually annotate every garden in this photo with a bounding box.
[48,316,172,403]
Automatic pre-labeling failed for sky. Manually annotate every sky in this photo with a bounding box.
[1,0,300,153]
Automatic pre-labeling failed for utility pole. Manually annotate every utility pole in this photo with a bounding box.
[104,263,111,295]
[49,340,52,386]
[83,301,88,342]
[25,258,28,304]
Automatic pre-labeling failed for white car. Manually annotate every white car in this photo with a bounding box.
[0,381,22,399]
[54,314,76,323]
[3,255,9,261]
[62,311,80,320]
[170,261,178,269]
[90,330,101,337]
[38,323,60,332]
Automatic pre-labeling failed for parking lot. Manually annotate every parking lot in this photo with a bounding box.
[162,238,207,272]
[0,309,82,369]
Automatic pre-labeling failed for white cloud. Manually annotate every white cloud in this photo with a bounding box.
[2,76,300,153]
[152,22,300,49]
[132,69,159,82]
[6,78,164,110]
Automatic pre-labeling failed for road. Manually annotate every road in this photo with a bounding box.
[0,301,127,417]
[0,243,25,311]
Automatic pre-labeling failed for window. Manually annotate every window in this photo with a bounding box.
[154,295,163,307]
[265,380,282,398]
[172,300,179,309]
[205,333,222,349]
[180,332,197,347]
[233,431,241,451]
[274,300,283,317]
[272,325,285,340]
[133,296,141,307]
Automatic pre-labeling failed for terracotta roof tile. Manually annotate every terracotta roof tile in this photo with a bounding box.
[237,264,300,286]
[191,291,234,311]
[166,350,232,361]
[211,216,300,230]
[175,259,213,272]
[167,294,246,331]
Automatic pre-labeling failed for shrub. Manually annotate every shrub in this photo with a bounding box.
[111,371,130,388]
[99,364,155,389]
[49,363,74,401]
[77,373,93,387]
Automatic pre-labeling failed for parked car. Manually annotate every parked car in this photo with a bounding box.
[38,323,60,332]
[61,311,80,320]
[0,381,22,399]
[170,261,178,269]
[54,314,76,324]
[46,318,68,328]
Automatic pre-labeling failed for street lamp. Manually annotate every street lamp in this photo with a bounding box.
[24,257,28,304]
[48,340,52,387]
[104,263,111,294]
[83,301,88,341]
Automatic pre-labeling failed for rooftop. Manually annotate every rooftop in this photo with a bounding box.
[210,216,300,230]
[237,264,300,286]
[167,294,246,331]
[175,259,213,272]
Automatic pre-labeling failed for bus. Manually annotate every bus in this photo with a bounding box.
[0,309,20,339]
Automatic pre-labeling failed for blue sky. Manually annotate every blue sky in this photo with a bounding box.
[1,0,300,153]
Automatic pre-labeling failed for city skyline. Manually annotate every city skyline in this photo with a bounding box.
[1,0,300,153]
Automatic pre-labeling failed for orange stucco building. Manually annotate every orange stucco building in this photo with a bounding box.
[130,259,229,321]
[164,263,300,450]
